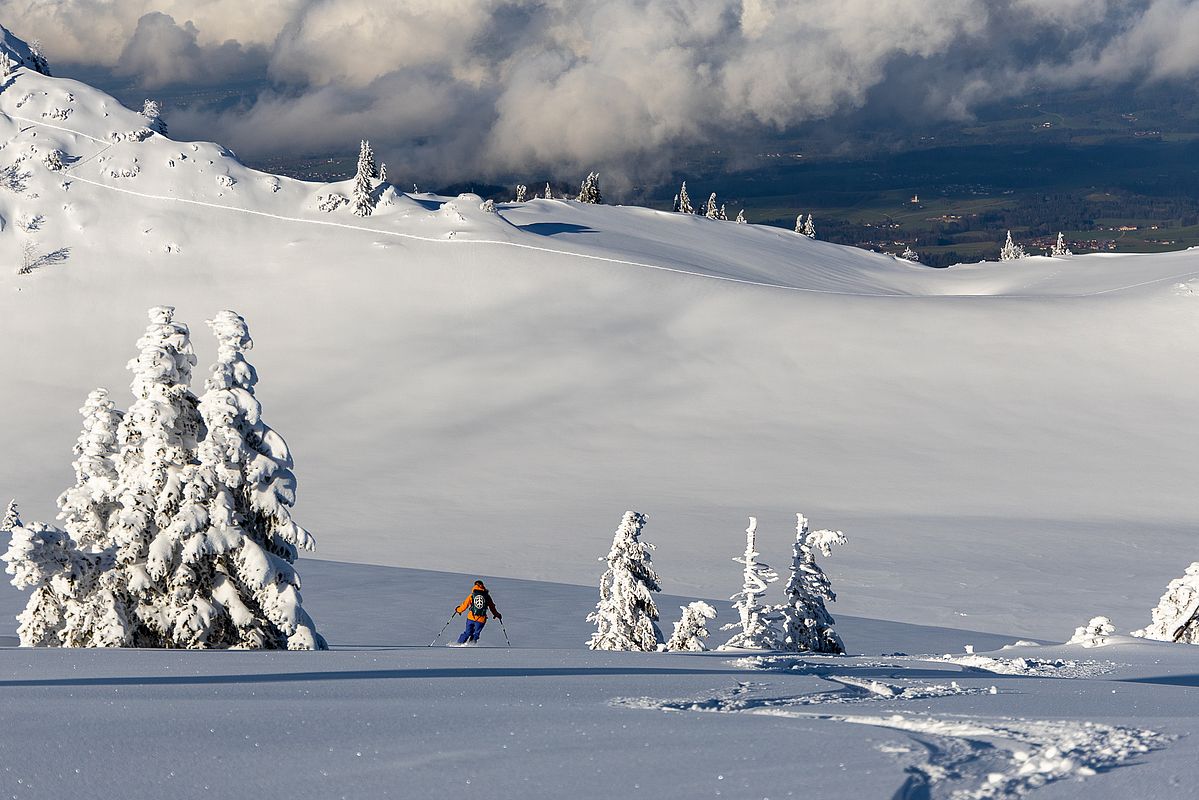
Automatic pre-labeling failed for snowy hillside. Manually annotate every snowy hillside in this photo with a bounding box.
[3,22,1199,645]
[7,22,1199,799]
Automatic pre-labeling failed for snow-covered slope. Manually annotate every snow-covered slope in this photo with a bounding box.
[3,25,1199,647]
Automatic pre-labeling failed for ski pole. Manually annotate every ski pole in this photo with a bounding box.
[498,617,512,648]
[429,612,457,647]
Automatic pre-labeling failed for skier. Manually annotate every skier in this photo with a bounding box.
[454,580,502,645]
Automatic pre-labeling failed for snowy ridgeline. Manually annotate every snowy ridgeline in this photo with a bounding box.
[586,510,848,654]
[1,307,323,650]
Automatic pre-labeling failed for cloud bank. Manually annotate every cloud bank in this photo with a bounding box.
[7,0,1199,184]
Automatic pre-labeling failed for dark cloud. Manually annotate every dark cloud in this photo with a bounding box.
[10,1,1199,183]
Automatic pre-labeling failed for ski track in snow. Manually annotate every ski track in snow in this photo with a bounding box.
[614,665,1168,799]
[10,112,1199,301]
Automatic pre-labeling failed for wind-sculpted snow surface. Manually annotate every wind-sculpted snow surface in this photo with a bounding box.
[617,657,1169,799]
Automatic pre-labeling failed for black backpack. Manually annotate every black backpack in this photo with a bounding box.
[470,590,488,618]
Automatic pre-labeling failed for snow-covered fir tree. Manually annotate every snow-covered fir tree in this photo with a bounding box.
[587,511,663,651]
[3,517,73,647]
[901,245,920,262]
[704,193,720,219]
[4,308,324,649]
[352,140,376,217]
[379,162,387,183]
[999,230,1025,261]
[1,499,18,532]
[718,203,728,221]
[515,184,527,203]
[672,194,680,212]
[141,99,167,135]
[1133,563,1199,644]
[666,601,717,651]
[678,182,694,215]
[795,213,805,233]
[776,513,846,654]
[109,306,204,646]
[480,198,498,213]
[27,39,50,75]
[803,214,816,238]
[1051,232,1072,257]
[577,172,602,204]
[735,209,747,224]
[719,517,780,650]
[56,389,124,550]
[1,52,14,80]
[543,182,553,200]
[150,311,324,649]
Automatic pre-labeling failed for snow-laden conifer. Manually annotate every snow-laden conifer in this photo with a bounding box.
[776,513,846,654]
[803,214,816,238]
[718,204,728,221]
[379,162,387,183]
[577,172,602,204]
[672,194,680,212]
[1051,232,1072,257]
[141,99,166,135]
[678,182,694,215]
[352,139,376,217]
[150,311,325,649]
[1133,563,1199,644]
[28,39,50,75]
[901,245,920,262]
[719,517,780,650]
[587,511,663,651]
[704,193,720,219]
[543,182,553,200]
[56,389,123,549]
[666,601,717,651]
[1,52,13,80]
[735,209,747,224]
[515,184,527,203]
[1000,230,1025,261]
[1,499,18,532]
[2,510,109,647]
[795,213,805,233]
[110,306,203,645]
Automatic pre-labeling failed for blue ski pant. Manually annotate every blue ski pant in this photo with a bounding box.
[458,618,485,643]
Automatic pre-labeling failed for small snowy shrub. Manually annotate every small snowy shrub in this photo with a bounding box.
[317,193,348,212]
[42,149,65,170]
[1068,616,1115,648]
[719,517,780,650]
[587,511,663,651]
[1133,563,1199,644]
[480,199,497,213]
[666,601,717,651]
[735,209,747,224]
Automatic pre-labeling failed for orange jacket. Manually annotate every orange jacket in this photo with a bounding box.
[456,582,500,623]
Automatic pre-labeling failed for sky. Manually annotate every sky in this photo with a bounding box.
[6,0,1199,185]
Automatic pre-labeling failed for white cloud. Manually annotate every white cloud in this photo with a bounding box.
[7,0,1199,183]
